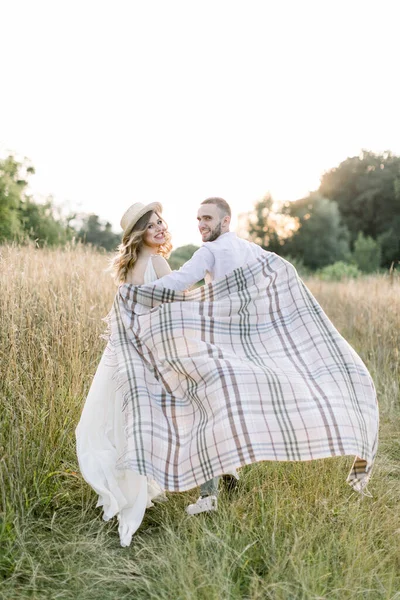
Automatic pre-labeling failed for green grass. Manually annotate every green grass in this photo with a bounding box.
[1,247,399,599]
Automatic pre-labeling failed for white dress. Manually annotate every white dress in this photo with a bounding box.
[76,257,165,547]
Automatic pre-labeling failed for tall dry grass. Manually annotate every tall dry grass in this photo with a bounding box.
[0,245,399,600]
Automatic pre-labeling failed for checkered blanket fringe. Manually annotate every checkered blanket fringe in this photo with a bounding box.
[104,253,379,494]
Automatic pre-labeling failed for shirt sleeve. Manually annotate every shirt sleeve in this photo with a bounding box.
[153,246,214,291]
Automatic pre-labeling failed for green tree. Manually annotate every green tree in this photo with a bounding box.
[77,214,121,251]
[317,261,361,281]
[0,155,76,246]
[378,228,400,269]
[353,232,381,273]
[319,150,400,266]
[169,244,199,270]
[19,197,75,246]
[0,155,33,241]
[282,194,350,270]
[247,194,286,253]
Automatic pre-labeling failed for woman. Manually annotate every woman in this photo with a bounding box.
[76,202,172,547]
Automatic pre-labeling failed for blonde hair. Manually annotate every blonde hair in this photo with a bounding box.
[110,211,172,284]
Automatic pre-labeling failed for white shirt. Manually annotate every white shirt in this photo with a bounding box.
[154,232,268,291]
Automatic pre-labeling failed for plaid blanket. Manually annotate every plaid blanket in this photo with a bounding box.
[106,253,378,493]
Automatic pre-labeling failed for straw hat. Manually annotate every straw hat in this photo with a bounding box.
[120,202,163,234]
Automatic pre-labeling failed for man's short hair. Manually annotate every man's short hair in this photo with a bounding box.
[201,197,231,218]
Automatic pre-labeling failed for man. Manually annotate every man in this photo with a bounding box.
[154,197,268,515]
[154,197,267,291]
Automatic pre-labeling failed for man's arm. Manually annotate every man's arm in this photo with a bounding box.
[153,246,214,291]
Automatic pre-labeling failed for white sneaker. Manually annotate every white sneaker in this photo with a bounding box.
[185,495,218,515]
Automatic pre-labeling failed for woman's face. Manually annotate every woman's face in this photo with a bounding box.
[143,212,167,248]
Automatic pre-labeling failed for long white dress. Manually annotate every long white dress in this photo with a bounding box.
[76,258,165,547]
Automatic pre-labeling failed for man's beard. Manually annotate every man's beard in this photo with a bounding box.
[206,221,222,242]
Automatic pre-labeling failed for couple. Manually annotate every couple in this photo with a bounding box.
[76,197,378,548]
[76,197,264,545]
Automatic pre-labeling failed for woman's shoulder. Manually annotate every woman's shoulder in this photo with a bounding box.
[151,254,169,266]
[151,254,171,277]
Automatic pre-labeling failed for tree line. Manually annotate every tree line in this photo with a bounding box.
[1,150,399,272]
[0,155,120,251]
[246,150,400,273]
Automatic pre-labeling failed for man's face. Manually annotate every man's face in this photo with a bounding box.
[197,204,227,242]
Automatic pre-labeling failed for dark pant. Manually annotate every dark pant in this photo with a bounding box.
[200,476,220,497]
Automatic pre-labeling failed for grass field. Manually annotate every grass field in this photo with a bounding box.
[0,245,399,600]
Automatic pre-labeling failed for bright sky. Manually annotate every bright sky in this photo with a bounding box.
[1,0,399,247]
